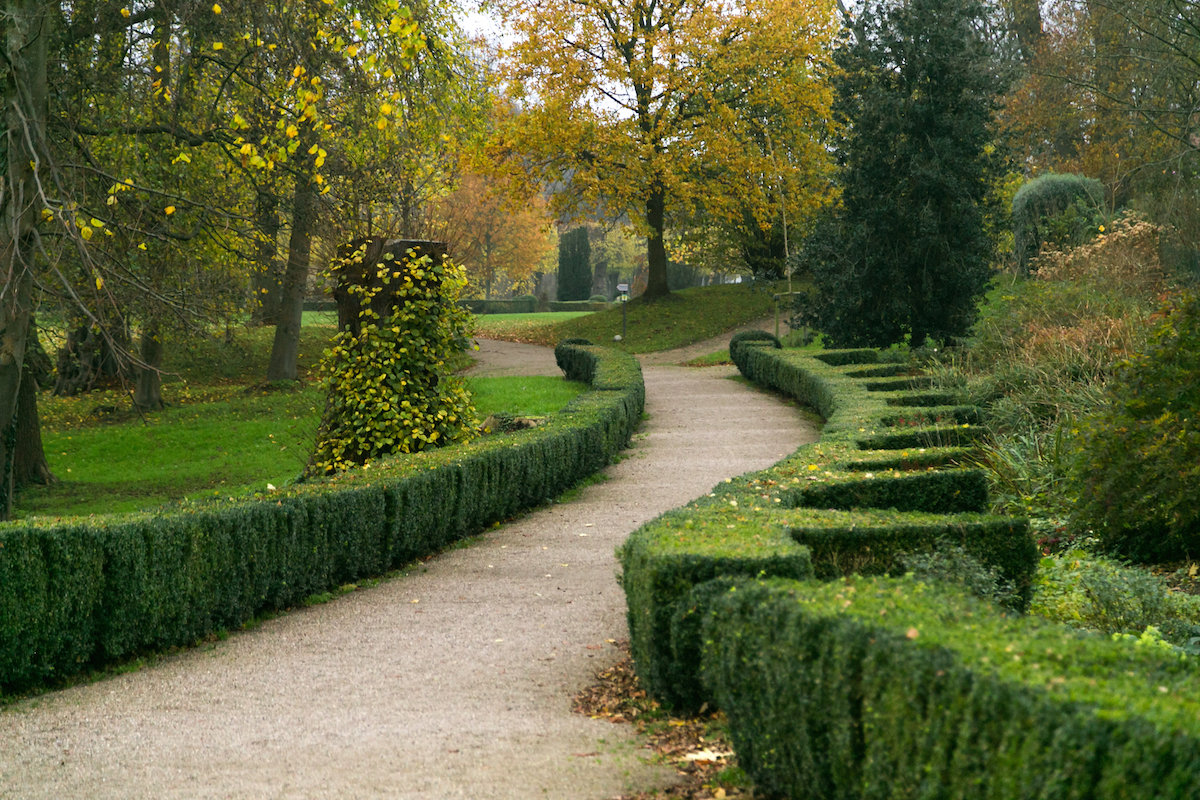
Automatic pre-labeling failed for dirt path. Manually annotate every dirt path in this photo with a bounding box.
[0,339,818,800]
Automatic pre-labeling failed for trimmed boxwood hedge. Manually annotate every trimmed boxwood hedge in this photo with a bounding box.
[619,334,1036,711]
[704,576,1200,800]
[460,297,538,314]
[623,333,1200,799]
[548,300,610,312]
[0,342,642,695]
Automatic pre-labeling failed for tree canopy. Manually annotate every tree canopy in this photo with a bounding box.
[491,0,839,298]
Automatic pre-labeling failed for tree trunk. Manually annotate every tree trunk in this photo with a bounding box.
[266,173,316,381]
[483,231,494,300]
[13,327,53,488]
[643,184,671,300]
[1010,0,1042,62]
[133,322,164,411]
[0,1,51,518]
[250,190,284,326]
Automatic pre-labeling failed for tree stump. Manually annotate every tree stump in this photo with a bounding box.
[331,238,449,338]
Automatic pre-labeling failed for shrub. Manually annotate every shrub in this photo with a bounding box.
[1012,172,1106,273]
[0,343,643,694]
[308,246,477,475]
[1032,548,1200,652]
[588,294,609,303]
[1033,213,1166,294]
[727,329,780,363]
[622,343,1036,711]
[461,297,537,314]
[897,543,1021,608]
[703,575,1200,800]
[1070,293,1200,561]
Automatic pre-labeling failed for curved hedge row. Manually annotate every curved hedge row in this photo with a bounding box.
[619,338,1037,710]
[625,336,1200,798]
[705,576,1200,799]
[0,342,642,695]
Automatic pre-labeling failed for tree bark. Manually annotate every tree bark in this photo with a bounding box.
[250,190,284,325]
[133,322,164,411]
[643,184,671,299]
[1010,0,1042,62]
[13,323,54,488]
[266,173,316,381]
[0,0,51,518]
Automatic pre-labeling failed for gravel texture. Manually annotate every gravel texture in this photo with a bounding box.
[0,335,817,800]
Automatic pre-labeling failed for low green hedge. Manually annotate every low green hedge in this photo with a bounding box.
[621,333,1196,799]
[619,335,1036,711]
[704,576,1200,800]
[548,300,609,312]
[0,343,642,695]
[461,297,538,314]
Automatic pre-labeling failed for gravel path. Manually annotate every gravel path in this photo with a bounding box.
[0,337,818,800]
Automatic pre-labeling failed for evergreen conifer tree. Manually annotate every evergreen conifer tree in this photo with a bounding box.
[799,0,1006,347]
[557,227,592,301]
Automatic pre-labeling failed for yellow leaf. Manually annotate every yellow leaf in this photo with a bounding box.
[80,226,94,241]
[212,41,223,50]
[120,7,131,17]
[164,205,176,215]
[95,276,104,291]
[212,3,221,12]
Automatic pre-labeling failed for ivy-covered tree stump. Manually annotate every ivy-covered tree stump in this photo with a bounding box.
[307,238,476,476]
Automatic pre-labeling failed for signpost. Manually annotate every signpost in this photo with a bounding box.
[616,283,630,341]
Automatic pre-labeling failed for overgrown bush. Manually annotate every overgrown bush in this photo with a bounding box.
[308,246,477,475]
[929,219,1170,540]
[897,543,1021,608]
[1012,172,1106,273]
[1032,549,1200,652]
[1070,293,1200,561]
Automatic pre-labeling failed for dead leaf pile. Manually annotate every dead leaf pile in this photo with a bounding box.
[573,641,754,799]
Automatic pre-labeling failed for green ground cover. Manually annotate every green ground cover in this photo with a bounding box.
[20,317,584,520]
[471,311,592,340]
[476,283,778,353]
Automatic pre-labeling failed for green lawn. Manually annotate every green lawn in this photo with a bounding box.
[476,283,780,353]
[19,313,585,520]
[20,374,584,519]
[471,311,592,340]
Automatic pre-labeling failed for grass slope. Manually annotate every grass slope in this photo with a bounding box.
[476,283,779,353]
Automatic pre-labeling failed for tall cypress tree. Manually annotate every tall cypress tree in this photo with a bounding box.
[557,227,592,301]
[799,0,1006,347]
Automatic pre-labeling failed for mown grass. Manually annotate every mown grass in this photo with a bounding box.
[472,311,592,340]
[477,283,779,353]
[19,318,584,519]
